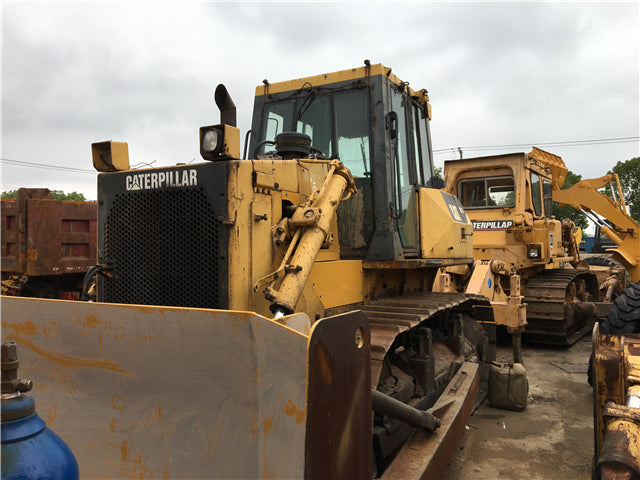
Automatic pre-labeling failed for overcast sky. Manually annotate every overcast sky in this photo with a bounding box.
[2,1,638,200]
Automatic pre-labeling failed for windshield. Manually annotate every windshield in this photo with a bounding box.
[259,89,370,177]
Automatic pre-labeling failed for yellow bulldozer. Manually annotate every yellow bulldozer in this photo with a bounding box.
[441,147,629,353]
[2,63,513,478]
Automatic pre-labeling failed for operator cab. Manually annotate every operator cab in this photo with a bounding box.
[248,63,437,260]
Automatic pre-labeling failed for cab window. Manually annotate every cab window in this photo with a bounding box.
[390,86,417,249]
[543,179,553,217]
[530,172,543,216]
[296,94,332,158]
[262,101,294,152]
[259,90,370,169]
[458,176,515,208]
[334,89,370,178]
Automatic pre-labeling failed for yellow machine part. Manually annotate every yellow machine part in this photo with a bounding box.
[465,260,526,330]
[592,324,640,478]
[418,188,474,260]
[527,146,568,190]
[553,174,640,283]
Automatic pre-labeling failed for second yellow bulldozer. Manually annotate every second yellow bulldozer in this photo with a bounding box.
[443,147,624,350]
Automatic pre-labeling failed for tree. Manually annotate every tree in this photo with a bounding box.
[609,157,640,222]
[1,190,18,199]
[50,190,86,201]
[553,170,588,230]
[427,166,445,188]
[1,190,86,201]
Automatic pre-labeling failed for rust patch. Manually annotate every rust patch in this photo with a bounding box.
[7,320,37,336]
[315,341,334,385]
[84,315,102,328]
[255,364,266,385]
[3,335,132,374]
[27,248,38,261]
[284,399,306,424]
[112,393,126,412]
[157,406,162,420]
[121,440,130,462]
[110,418,116,432]
[132,452,150,479]
[263,417,272,435]
[47,406,57,426]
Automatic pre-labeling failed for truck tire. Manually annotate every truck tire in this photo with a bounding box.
[601,282,640,334]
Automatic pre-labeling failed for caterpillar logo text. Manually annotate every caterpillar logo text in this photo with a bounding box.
[472,220,513,231]
[126,169,198,191]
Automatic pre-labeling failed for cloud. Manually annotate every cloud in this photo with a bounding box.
[2,2,638,199]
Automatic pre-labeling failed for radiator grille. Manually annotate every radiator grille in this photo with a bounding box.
[101,187,227,308]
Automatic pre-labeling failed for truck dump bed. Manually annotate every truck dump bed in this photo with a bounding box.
[1,188,97,277]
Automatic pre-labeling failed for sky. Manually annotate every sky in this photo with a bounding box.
[2,1,639,201]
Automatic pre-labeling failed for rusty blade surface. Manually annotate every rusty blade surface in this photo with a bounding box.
[380,362,480,480]
[305,310,372,479]
[1,296,310,479]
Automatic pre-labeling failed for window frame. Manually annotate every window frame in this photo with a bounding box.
[457,175,516,209]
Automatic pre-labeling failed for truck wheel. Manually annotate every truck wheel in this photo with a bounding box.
[601,282,640,334]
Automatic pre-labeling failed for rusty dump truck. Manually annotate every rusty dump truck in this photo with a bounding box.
[1,188,97,299]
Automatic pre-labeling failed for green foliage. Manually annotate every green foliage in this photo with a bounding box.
[1,190,18,199]
[49,190,86,201]
[433,166,443,179]
[1,190,86,201]
[609,157,640,222]
[553,170,588,230]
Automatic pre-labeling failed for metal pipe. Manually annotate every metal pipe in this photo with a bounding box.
[371,388,440,431]
[626,384,640,408]
[214,84,237,127]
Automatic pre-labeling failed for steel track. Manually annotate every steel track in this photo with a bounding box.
[360,291,492,386]
[524,268,599,346]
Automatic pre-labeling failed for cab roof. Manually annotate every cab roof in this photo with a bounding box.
[254,63,430,105]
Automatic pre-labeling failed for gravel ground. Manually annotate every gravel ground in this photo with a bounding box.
[444,335,594,480]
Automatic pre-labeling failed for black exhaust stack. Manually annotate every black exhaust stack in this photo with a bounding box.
[214,84,236,127]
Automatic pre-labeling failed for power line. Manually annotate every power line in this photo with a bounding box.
[433,136,640,155]
[1,157,96,174]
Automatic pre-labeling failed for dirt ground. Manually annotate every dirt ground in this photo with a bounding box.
[444,336,594,480]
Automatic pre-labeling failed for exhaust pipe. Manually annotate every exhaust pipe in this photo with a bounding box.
[214,84,236,127]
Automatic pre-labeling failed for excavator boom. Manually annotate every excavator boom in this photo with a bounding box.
[553,171,640,282]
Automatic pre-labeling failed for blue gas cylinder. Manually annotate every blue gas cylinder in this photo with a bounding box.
[1,341,79,480]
